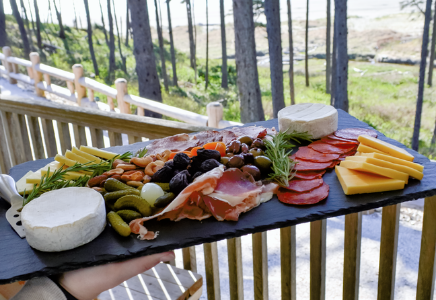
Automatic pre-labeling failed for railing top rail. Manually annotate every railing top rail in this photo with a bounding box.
[6,57,32,68]
[34,64,75,82]
[0,53,5,60]
[78,77,117,99]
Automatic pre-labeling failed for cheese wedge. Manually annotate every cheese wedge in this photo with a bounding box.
[17,171,36,195]
[72,146,103,164]
[361,152,424,172]
[357,135,414,162]
[339,160,409,183]
[357,144,387,155]
[80,145,118,160]
[345,156,423,180]
[65,150,91,164]
[335,166,405,195]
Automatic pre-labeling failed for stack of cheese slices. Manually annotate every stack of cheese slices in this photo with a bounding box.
[335,135,424,195]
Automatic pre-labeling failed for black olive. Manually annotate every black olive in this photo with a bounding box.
[238,136,253,146]
[228,140,241,154]
[192,171,203,181]
[189,156,203,171]
[227,154,245,168]
[241,143,249,153]
[196,149,221,162]
[169,170,190,194]
[201,159,221,173]
[226,152,234,157]
[151,166,174,183]
[242,153,255,165]
[241,165,261,181]
[173,169,182,177]
[173,153,191,170]
[165,160,175,169]
[252,138,265,149]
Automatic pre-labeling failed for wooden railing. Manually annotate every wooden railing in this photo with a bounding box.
[1,100,435,299]
[0,47,241,129]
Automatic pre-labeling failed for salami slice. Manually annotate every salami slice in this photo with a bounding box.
[321,137,359,146]
[293,160,332,171]
[326,134,358,143]
[277,182,329,205]
[295,146,340,162]
[308,141,356,154]
[334,128,377,140]
[294,170,326,180]
[283,178,323,193]
[338,150,357,161]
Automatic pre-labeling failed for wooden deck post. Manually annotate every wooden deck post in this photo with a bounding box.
[206,102,224,128]
[29,52,44,97]
[281,226,297,300]
[310,219,326,300]
[3,47,16,84]
[72,64,87,106]
[115,78,131,114]
[253,232,268,300]
[204,242,221,300]
[227,237,244,300]
[343,212,362,300]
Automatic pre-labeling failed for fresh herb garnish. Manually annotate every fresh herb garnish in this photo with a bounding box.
[264,130,312,187]
[135,148,148,158]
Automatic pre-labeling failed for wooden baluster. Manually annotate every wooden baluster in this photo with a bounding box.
[115,78,130,114]
[26,66,33,79]
[56,121,72,154]
[4,112,27,164]
[182,247,197,272]
[41,118,58,156]
[377,204,400,300]
[253,232,268,300]
[343,212,362,300]
[137,107,145,116]
[18,115,33,162]
[128,135,142,145]
[310,219,326,300]
[90,128,105,148]
[107,97,115,111]
[88,89,94,102]
[72,64,86,106]
[0,111,12,173]
[30,52,44,97]
[67,81,75,95]
[206,102,224,128]
[203,242,221,300]
[416,196,436,300]
[0,111,16,167]
[281,226,296,300]
[72,124,87,147]
[27,116,45,159]
[43,73,51,86]
[228,237,244,300]
[108,131,123,146]
[3,47,16,84]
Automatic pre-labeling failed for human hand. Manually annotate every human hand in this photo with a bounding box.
[58,251,175,300]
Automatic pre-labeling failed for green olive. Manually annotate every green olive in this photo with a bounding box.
[220,156,230,165]
[238,136,253,146]
[249,148,264,157]
[254,156,272,173]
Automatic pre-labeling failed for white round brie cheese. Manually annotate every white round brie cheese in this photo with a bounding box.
[21,187,106,252]
[278,103,338,139]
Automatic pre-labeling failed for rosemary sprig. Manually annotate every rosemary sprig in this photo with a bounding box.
[264,130,312,187]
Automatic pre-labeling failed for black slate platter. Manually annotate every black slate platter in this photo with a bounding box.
[1,110,436,284]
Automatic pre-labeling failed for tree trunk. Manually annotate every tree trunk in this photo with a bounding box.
[0,0,8,47]
[431,118,436,149]
[73,1,78,29]
[125,1,129,47]
[107,0,116,82]
[33,0,42,49]
[128,0,162,118]
[27,0,35,38]
[10,0,30,57]
[111,0,127,74]
[326,0,331,93]
[333,0,348,112]
[205,0,209,90]
[20,0,34,50]
[154,0,169,92]
[287,0,295,105]
[185,0,196,70]
[192,0,197,82]
[52,0,65,39]
[84,0,99,76]
[305,0,309,87]
[427,1,436,86]
[98,0,109,47]
[412,0,433,151]
[220,0,228,89]
[265,0,285,117]
[233,0,265,122]
[47,0,52,24]
[166,0,178,87]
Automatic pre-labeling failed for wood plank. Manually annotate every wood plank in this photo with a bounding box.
[40,118,57,157]
[109,131,123,147]
[182,247,197,272]
[377,204,400,300]
[17,114,33,162]
[56,121,72,154]
[6,113,26,165]
[281,226,296,300]
[203,242,220,300]
[90,128,105,148]
[72,124,87,147]
[128,135,142,145]
[252,231,268,300]
[416,196,436,300]
[0,111,12,173]
[310,219,326,300]
[27,116,45,159]
[343,212,362,300]
[227,237,244,300]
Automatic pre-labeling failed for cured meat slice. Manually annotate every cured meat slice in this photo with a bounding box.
[294,170,326,180]
[283,178,323,193]
[325,134,358,143]
[308,141,357,154]
[321,136,359,146]
[295,146,340,162]
[334,128,377,140]
[293,160,332,171]
[277,182,329,205]
[193,130,237,145]
[146,133,199,155]
[338,150,357,161]
[231,126,268,139]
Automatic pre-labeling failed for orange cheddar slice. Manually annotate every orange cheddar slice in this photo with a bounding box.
[339,160,409,183]
[357,135,414,162]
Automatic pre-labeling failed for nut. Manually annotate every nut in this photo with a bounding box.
[91,187,104,193]
[130,156,154,168]
[110,174,122,181]
[144,161,165,176]
[88,175,108,187]
[112,159,125,168]
[117,164,137,171]
[121,170,145,182]
[104,168,124,176]
[126,181,144,188]
[156,150,171,162]
[143,175,152,184]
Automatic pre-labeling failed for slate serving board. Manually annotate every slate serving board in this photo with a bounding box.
[1,110,436,284]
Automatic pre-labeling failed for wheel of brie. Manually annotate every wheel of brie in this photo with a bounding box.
[21,187,106,252]
[278,103,338,139]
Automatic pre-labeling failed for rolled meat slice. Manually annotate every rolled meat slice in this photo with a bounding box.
[308,141,357,154]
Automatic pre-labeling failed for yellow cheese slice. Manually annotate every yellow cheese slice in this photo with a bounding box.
[360,152,424,173]
[72,146,103,164]
[345,156,423,180]
[357,135,414,162]
[17,171,36,195]
[55,154,93,175]
[357,144,387,155]
[26,169,43,184]
[335,166,405,195]
[65,150,91,164]
[40,169,89,181]
[339,160,409,183]
[41,161,63,171]
[80,145,118,160]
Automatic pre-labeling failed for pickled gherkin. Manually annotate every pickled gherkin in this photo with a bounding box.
[116,210,142,223]
[154,182,170,192]
[154,192,176,208]
[114,195,152,217]
[107,211,131,237]
[104,178,135,192]
[104,189,140,205]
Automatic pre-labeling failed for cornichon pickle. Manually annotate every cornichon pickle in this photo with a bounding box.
[116,210,142,223]
[114,195,152,217]
[154,192,176,208]
[154,182,170,192]
[104,178,135,192]
[104,189,140,205]
[107,211,131,237]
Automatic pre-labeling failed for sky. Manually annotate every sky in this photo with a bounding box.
[2,0,414,34]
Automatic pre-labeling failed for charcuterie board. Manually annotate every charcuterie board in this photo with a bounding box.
[1,109,436,284]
